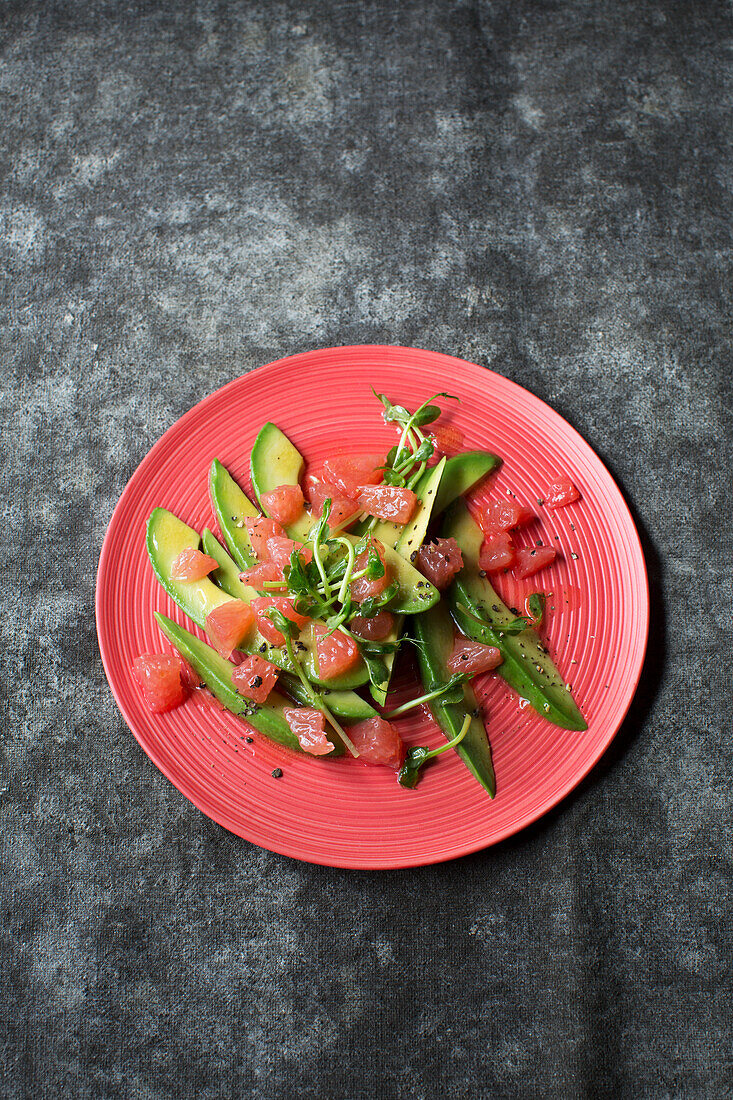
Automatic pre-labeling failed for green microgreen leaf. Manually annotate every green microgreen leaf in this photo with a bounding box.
[382,468,405,487]
[324,605,351,636]
[363,652,389,690]
[285,549,313,593]
[526,592,546,626]
[351,581,399,618]
[383,404,412,423]
[372,388,393,415]
[396,746,431,789]
[309,499,332,551]
[363,546,386,580]
[267,608,299,640]
[397,713,472,789]
[384,674,467,718]
[373,390,458,496]
[412,405,442,426]
[292,594,329,619]
[412,437,435,463]
[456,601,532,639]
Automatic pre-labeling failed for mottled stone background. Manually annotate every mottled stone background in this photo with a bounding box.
[1,0,731,1097]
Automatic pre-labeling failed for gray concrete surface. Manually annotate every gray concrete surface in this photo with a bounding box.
[1,1,731,1097]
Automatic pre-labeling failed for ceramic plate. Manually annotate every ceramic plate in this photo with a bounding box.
[96,346,649,868]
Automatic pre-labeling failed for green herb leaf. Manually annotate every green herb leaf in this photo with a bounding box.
[383,404,412,423]
[372,389,393,414]
[372,390,413,425]
[324,606,350,635]
[293,594,329,619]
[412,405,442,426]
[382,467,406,487]
[352,581,399,618]
[397,746,431,789]
[412,437,435,462]
[286,549,315,593]
[363,546,386,580]
[352,596,380,618]
[456,601,529,637]
[314,499,332,536]
[363,652,389,690]
[267,607,299,640]
[397,713,471,788]
[526,592,546,626]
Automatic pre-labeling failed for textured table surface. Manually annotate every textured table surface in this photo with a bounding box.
[2,2,732,1097]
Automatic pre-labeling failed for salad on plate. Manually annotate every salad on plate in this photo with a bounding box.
[133,390,586,793]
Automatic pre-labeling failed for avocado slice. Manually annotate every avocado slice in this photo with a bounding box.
[248,424,439,615]
[155,613,343,755]
[432,451,501,516]
[360,459,447,705]
[147,507,233,625]
[412,602,495,795]
[146,509,369,691]
[201,526,265,604]
[443,500,587,731]
[250,421,305,505]
[208,459,259,570]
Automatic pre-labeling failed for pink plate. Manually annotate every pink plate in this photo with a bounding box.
[96,346,649,868]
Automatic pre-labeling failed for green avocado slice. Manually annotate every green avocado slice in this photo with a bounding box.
[432,451,501,516]
[412,602,495,795]
[250,421,305,504]
[208,458,259,570]
[146,507,233,626]
[444,500,587,731]
[155,613,343,755]
[360,459,447,704]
